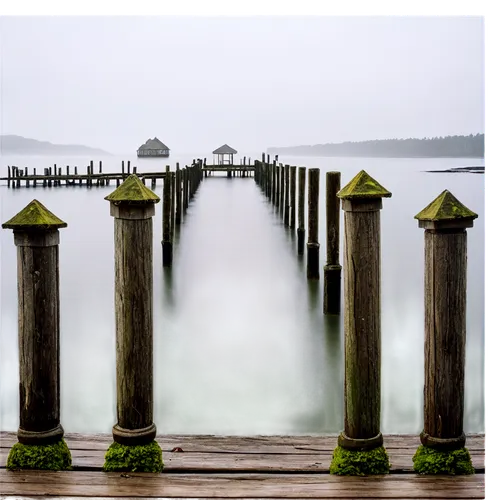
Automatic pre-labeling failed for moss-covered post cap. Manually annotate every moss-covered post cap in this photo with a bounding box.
[105,174,160,219]
[337,170,391,211]
[2,199,67,231]
[415,190,478,230]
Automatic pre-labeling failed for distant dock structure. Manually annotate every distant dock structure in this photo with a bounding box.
[212,144,237,165]
[137,137,170,158]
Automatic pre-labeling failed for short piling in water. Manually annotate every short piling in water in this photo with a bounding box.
[297,166,306,254]
[330,170,392,476]
[306,168,320,279]
[170,171,176,235]
[290,166,297,230]
[104,175,163,473]
[323,171,342,315]
[412,190,477,475]
[2,200,71,471]
[272,161,277,206]
[162,166,172,267]
[284,165,290,226]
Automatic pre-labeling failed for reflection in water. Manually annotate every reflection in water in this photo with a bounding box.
[0,155,484,435]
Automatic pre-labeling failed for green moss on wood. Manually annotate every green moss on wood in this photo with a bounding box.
[2,199,67,230]
[415,190,478,221]
[337,170,392,200]
[103,441,163,473]
[105,174,160,205]
[412,445,474,475]
[330,445,390,476]
[6,439,72,471]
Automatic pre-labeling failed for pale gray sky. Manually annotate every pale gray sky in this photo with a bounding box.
[0,16,484,154]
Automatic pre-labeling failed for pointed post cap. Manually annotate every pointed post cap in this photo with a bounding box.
[2,199,67,230]
[337,170,392,200]
[104,174,160,205]
[415,190,478,230]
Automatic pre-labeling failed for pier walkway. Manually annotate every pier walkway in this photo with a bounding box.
[0,432,485,498]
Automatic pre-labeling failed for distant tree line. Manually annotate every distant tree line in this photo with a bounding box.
[267,134,484,158]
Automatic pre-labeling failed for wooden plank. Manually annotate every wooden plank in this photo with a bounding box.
[0,470,485,498]
[0,448,485,473]
[0,433,485,453]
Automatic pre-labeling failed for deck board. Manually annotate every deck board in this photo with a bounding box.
[0,433,485,498]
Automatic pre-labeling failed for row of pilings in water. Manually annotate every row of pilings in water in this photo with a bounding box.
[0,155,480,474]
[254,154,342,315]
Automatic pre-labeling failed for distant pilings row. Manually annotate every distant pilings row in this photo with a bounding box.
[254,154,341,315]
[1,162,479,474]
[1,160,209,189]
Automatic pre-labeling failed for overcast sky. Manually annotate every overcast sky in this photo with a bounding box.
[0,16,484,154]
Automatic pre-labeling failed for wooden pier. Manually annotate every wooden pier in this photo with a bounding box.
[0,162,255,189]
[0,431,485,498]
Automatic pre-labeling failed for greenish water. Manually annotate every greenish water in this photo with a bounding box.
[0,154,485,435]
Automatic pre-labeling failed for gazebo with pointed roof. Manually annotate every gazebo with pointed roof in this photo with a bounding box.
[212,144,237,165]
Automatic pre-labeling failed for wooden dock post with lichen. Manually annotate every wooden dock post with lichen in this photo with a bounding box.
[331,170,392,476]
[297,166,306,255]
[162,166,172,267]
[323,171,342,315]
[412,190,478,475]
[2,200,72,471]
[306,168,320,279]
[103,175,163,473]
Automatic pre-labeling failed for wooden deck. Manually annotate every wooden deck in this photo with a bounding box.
[0,432,485,498]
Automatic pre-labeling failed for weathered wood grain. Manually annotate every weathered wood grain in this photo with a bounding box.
[342,200,382,443]
[0,447,485,472]
[113,213,155,442]
[0,470,485,498]
[423,230,467,444]
[307,168,320,280]
[0,433,484,452]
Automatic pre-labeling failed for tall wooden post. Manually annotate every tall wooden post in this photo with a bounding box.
[331,170,391,476]
[284,165,290,226]
[162,166,172,267]
[2,200,71,470]
[412,190,477,475]
[324,172,342,315]
[297,167,306,254]
[307,168,320,279]
[104,175,163,472]
[290,166,297,230]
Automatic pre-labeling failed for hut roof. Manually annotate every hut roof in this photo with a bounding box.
[138,137,170,151]
[213,144,237,155]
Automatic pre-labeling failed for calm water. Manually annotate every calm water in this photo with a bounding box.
[0,154,485,435]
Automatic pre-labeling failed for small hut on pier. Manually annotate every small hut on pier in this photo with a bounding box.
[212,144,237,165]
[137,137,170,158]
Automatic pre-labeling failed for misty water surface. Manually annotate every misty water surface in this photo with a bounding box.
[0,154,484,435]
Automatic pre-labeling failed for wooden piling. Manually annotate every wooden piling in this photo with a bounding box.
[297,166,306,254]
[105,175,160,448]
[183,168,188,212]
[175,164,181,225]
[170,171,176,233]
[280,164,285,217]
[306,168,320,279]
[162,167,172,267]
[290,166,297,230]
[127,161,131,175]
[324,171,342,315]
[284,165,290,226]
[2,200,69,457]
[414,190,478,463]
[336,170,391,454]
